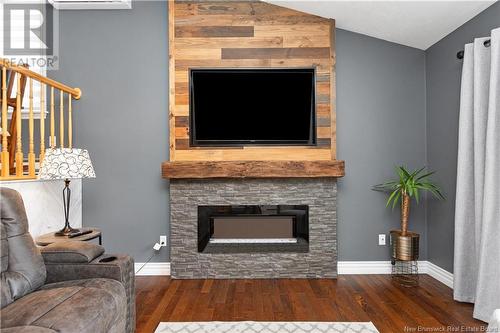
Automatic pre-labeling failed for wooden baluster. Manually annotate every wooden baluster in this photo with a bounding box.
[40,84,45,163]
[1,67,9,177]
[59,90,64,148]
[15,75,23,176]
[28,78,35,176]
[50,87,55,148]
[68,94,72,148]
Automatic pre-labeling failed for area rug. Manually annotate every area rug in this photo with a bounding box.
[155,321,379,333]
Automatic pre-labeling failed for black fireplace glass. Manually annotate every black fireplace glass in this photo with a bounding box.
[197,205,309,253]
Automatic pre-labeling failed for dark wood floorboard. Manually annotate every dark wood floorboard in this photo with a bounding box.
[135,275,485,333]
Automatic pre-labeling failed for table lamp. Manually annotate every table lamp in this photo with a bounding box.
[39,148,96,236]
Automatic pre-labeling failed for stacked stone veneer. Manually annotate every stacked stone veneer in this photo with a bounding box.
[170,178,337,279]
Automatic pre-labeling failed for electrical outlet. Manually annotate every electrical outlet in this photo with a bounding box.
[159,235,167,247]
[378,234,386,246]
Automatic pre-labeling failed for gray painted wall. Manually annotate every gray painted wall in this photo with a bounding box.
[425,2,500,273]
[50,1,170,262]
[49,2,431,263]
[336,29,427,261]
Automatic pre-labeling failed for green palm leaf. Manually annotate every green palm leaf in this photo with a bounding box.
[372,166,445,209]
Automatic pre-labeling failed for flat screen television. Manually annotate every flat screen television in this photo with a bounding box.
[189,68,316,147]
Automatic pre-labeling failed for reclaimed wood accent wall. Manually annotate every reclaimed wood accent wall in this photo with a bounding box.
[169,1,336,161]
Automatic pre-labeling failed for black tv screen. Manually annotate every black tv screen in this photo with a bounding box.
[189,68,316,146]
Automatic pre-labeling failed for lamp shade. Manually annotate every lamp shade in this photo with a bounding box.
[39,148,96,180]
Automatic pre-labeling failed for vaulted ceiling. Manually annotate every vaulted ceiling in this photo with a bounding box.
[264,1,497,49]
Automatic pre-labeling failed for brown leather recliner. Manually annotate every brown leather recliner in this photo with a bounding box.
[0,187,135,333]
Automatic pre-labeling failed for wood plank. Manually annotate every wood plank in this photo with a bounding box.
[254,25,330,38]
[175,71,188,83]
[316,74,330,82]
[175,58,331,72]
[317,127,331,138]
[329,19,336,159]
[175,26,254,38]
[180,2,310,17]
[175,59,272,71]
[176,14,256,27]
[188,3,256,15]
[317,94,329,104]
[175,14,329,27]
[174,116,189,127]
[175,142,246,151]
[169,0,176,160]
[317,81,330,95]
[176,48,221,60]
[317,138,331,147]
[282,36,330,48]
[176,0,327,20]
[173,148,332,161]
[175,82,188,94]
[317,105,330,117]
[175,127,189,138]
[221,47,330,60]
[175,138,189,150]
[174,2,197,16]
[175,37,283,49]
[162,160,345,179]
[317,117,331,127]
[173,105,189,117]
[269,59,330,71]
[175,93,188,106]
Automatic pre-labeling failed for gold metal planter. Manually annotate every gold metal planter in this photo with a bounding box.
[391,230,419,261]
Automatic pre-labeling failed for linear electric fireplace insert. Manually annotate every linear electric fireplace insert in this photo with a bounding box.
[198,205,309,253]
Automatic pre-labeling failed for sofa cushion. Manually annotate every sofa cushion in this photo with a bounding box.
[40,240,105,263]
[0,278,126,333]
[0,188,46,308]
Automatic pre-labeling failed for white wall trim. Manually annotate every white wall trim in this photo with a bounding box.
[135,262,170,276]
[338,260,453,288]
[424,261,454,288]
[337,261,394,274]
[133,261,454,288]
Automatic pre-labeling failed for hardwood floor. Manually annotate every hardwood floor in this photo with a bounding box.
[136,275,485,333]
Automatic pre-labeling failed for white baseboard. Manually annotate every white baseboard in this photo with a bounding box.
[337,261,394,274]
[424,261,454,288]
[133,260,454,288]
[338,260,453,288]
[135,262,170,276]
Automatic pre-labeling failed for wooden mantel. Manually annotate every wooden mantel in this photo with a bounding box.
[162,160,345,179]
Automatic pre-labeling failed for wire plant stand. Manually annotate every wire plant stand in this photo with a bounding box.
[391,259,419,287]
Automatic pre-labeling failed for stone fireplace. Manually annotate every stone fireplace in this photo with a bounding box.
[170,178,337,279]
[164,1,343,279]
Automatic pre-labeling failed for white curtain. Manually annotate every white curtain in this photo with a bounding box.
[454,27,500,323]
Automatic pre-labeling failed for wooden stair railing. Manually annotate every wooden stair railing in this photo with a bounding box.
[5,64,29,172]
[0,58,82,180]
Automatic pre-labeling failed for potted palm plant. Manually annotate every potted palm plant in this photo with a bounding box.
[374,166,444,261]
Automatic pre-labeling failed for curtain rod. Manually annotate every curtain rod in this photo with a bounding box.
[457,39,491,59]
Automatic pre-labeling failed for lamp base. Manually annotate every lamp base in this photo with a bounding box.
[54,226,81,237]
[55,179,80,237]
